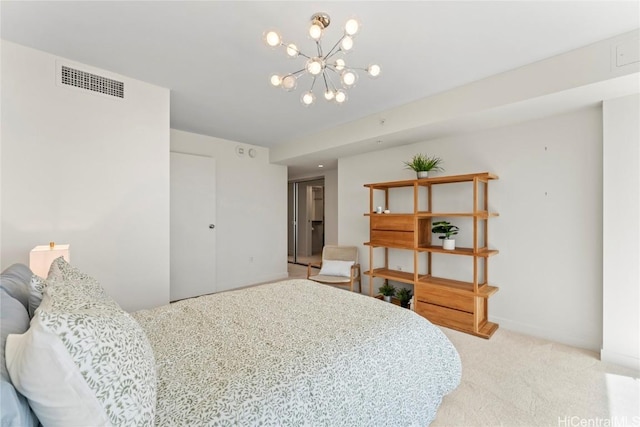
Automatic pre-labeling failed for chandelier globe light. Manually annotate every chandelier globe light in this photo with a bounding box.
[263,12,380,106]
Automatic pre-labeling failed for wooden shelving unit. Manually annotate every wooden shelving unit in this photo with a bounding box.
[363,172,500,338]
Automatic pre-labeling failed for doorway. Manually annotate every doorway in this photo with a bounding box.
[288,178,324,265]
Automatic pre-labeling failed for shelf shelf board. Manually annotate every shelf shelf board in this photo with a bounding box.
[477,322,500,338]
[417,275,499,297]
[417,246,499,257]
[364,242,414,250]
[364,268,415,285]
[364,213,414,217]
[364,172,499,189]
[365,243,498,256]
[364,212,499,218]
[435,321,499,339]
[416,211,500,219]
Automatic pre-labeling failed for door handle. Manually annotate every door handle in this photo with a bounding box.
[209,224,215,229]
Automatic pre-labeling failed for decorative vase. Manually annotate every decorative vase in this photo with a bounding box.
[383,295,392,302]
[417,171,429,179]
[443,238,455,250]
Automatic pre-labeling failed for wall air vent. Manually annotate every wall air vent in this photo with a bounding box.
[61,65,124,98]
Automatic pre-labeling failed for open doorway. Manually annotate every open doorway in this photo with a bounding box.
[288,178,324,265]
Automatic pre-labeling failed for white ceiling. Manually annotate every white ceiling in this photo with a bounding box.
[2,1,639,158]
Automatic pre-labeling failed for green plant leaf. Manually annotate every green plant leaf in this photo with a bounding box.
[403,154,444,172]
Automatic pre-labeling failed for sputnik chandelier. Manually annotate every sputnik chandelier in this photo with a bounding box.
[263,12,381,106]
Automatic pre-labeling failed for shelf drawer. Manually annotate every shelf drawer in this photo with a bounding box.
[371,215,414,231]
[370,230,413,248]
[415,301,473,331]
[415,284,475,313]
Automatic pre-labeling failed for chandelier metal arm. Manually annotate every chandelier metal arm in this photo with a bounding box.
[322,73,329,92]
[296,50,312,60]
[290,68,307,76]
[323,35,345,61]
[322,72,339,94]
[323,67,340,91]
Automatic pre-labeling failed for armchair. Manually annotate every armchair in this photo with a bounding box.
[307,245,361,293]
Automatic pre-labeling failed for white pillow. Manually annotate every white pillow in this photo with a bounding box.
[318,260,355,277]
[6,264,156,427]
[27,256,86,318]
[5,314,112,426]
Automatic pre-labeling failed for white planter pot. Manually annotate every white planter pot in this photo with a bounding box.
[383,295,392,302]
[442,238,456,250]
[417,171,429,179]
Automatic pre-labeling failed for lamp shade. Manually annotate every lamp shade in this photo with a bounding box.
[29,244,70,278]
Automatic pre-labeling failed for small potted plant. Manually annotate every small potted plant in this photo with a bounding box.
[432,221,459,250]
[378,283,396,302]
[396,288,412,308]
[403,154,444,179]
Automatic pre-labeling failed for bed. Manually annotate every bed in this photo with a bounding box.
[1,259,461,426]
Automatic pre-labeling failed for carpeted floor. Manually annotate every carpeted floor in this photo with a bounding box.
[433,327,639,426]
[287,263,640,426]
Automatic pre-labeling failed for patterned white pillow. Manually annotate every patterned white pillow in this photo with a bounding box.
[27,275,48,318]
[27,257,93,318]
[47,255,98,284]
[6,264,157,426]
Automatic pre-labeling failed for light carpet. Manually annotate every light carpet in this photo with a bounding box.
[432,328,639,426]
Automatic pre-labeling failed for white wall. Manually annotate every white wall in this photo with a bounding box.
[602,94,640,371]
[324,169,338,246]
[170,129,288,291]
[339,107,604,350]
[0,41,170,311]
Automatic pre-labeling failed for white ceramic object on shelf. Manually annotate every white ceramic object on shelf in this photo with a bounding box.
[443,239,455,250]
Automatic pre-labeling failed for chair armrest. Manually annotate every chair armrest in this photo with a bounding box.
[307,262,321,279]
[350,263,361,277]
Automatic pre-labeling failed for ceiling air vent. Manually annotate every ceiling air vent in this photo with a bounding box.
[61,65,124,98]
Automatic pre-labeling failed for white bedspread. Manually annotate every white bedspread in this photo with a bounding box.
[133,279,461,426]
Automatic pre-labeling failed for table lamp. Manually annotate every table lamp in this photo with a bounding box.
[29,242,70,278]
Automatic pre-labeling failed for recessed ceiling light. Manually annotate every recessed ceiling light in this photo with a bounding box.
[318,164,324,168]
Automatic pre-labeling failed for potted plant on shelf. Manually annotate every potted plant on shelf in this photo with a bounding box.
[403,154,444,179]
[378,283,396,302]
[396,288,412,309]
[432,221,459,250]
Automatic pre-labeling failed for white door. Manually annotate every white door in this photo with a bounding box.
[170,152,216,301]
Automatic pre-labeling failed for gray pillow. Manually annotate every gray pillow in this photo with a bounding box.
[0,264,33,311]
[1,288,39,427]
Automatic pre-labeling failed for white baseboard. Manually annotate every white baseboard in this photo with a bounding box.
[218,272,289,292]
[250,272,289,286]
[601,348,640,373]
[490,315,599,352]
